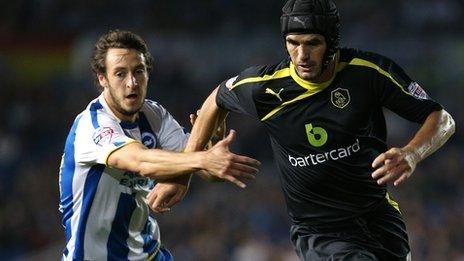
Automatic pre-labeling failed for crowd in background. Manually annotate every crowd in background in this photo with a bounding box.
[0,0,463,260]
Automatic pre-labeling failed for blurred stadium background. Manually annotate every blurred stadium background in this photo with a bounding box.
[0,0,462,260]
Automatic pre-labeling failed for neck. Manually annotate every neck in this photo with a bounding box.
[312,57,336,83]
[118,113,138,123]
[103,92,138,123]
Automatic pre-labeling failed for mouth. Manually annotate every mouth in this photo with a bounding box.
[298,64,314,71]
[126,94,139,101]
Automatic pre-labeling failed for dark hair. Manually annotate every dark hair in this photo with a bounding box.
[91,30,154,89]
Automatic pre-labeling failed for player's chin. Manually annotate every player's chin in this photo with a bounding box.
[123,101,143,113]
[299,71,320,81]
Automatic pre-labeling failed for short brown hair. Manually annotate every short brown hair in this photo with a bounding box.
[91,30,154,88]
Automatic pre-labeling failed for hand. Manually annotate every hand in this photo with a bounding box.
[189,110,199,126]
[147,180,189,213]
[201,129,260,188]
[190,110,225,144]
[371,147,419,186]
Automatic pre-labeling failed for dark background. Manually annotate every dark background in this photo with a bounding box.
[0,0,462,260]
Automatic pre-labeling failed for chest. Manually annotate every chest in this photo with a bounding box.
[123,126,158,149]
[261,77,379,149]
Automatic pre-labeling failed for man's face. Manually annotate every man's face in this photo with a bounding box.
[98,48,149,121]
[285,34,327,82]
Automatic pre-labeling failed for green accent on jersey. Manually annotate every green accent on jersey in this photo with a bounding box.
[305,123,328,147]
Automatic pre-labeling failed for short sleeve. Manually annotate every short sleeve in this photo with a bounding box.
[374,58,443,123]
[74,113,137,166]
[216,74,259,118]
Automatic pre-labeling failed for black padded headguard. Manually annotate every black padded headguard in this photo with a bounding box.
[281,0,340,68]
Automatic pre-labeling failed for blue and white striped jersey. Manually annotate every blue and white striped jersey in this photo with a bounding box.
[59,94,188,260]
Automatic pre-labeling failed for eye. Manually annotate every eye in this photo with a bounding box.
[306,38,324,48]
[287,40,298,47]
[135,68,145,74]
[115,71,126,78]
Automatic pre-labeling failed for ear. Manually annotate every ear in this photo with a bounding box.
[98,73,108,88]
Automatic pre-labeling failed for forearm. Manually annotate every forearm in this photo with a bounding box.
[136,149,206,178]
[403,109,455,163]
[185,87,226,152]
[108,142,207,179]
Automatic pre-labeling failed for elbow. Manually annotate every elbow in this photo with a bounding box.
[443,110,456,138]
[130,152,157,178]
[435,110,455,144]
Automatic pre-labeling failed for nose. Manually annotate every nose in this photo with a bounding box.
[297,46,310,62]
[126,74,138,88]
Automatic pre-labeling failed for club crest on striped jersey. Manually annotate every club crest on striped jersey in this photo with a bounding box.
[407,82,428,100]
[141,132,156,149]
[331,87,350,109]
[93,126,115,146]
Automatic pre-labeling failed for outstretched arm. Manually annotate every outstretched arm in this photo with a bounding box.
[148,87,260,213]
[371,109,455,186]
[108,115,260,181]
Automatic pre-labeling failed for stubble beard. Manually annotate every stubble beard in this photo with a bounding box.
[107,86,143,117]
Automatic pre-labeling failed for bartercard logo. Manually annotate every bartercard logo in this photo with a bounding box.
[288,139,360,167]
[305,123,328,147]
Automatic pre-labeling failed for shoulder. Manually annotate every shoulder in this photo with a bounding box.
[238,59,290,79]
[339,48,399,71]
[141,99,167,117]
[140,99,180,131]
[224,59,291,90]
[78,97,120,130]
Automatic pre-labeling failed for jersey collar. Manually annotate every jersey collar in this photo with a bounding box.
[98,94,139,128]
[289,51,340,92]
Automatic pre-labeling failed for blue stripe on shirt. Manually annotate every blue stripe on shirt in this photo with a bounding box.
[107,193,137,260]
[74,164,104,260]
[139,111,158,149]
[89,100,103,129]
[141,219,159,254]
[59,115,82,242]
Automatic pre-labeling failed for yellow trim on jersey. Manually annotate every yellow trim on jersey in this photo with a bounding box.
[289,62,336,91]
[146,240,162,261]
[261,90,322,121]
[261,53,341,121]
[260,54,413,121]
[386,193,401,213]
[231,67,291,90]
[104,139,141,166]
[348,58,409,95]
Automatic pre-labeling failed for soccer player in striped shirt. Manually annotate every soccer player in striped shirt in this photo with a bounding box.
[58,30,260,260]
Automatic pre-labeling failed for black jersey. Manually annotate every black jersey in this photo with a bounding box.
[216,48,442,227]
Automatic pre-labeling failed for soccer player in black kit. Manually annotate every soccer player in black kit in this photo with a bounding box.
[151,0,456,260]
